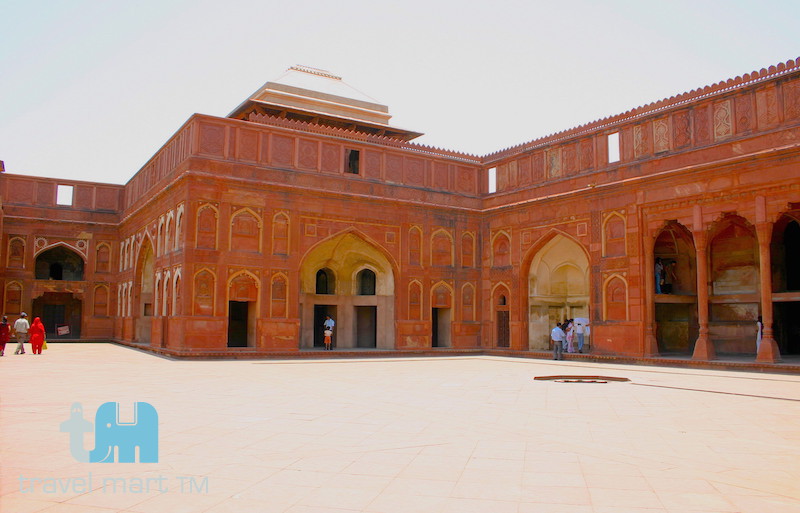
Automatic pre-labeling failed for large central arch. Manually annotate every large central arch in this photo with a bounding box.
[299,230,396,349]
[526,233,590,350]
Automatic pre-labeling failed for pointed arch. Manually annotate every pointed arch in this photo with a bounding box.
[408,226,422,266]
[299,228,398,295]
[603,273,629,321]
[430,229,454,267]
[34,245,85,280]
[355,267,377,296]
[492,282,511,348]
[4,280,23,315]
[93,284,110,317]
[196,203,219,250]
[270,272,289,318]
[193,268,216,316]
[7,236,25,269]
[161,269,172,316]
[173,267,182,316]
[174,203,185,251]
[272,211,290,255]
[227,270,260,301]
[164,210,174,255]
[299,228,398,349]
[524,230,590,351]
[408,280,423,320]
[461,232,476,268]
[157,215,165,256]
[461,282,476,322]
[95,242,112,273]
[602,211,626,257]
[230,207,262,253]
[708,213,758,295]
[491,230,512,268]
[431,281,454,309]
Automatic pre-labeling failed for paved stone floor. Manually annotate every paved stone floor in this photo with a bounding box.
[2,343,799,513]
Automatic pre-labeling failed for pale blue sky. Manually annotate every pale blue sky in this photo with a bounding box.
[1,0,798,183]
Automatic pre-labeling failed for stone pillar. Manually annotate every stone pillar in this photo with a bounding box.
[755,222,781,362]
[643,233,659,356]
[692,230,715,360]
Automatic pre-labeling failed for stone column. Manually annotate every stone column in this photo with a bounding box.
[643,232,659,356]
[692,230,715,360]
[755,222,781,362]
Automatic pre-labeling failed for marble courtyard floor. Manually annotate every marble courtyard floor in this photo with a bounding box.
[1,343,799,513]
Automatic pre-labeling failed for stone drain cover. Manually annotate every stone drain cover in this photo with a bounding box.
[534,375,630,384]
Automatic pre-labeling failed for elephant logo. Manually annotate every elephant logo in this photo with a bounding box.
[60,402,159,463]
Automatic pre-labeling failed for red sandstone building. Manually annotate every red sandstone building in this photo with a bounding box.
[2,61,799,361]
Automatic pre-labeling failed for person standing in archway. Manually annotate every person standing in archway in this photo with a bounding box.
[551,322,565,360]
[655,258,664,294]
[323,316,335,350]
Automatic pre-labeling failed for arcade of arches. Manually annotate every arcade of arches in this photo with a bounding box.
[2,58,800,362]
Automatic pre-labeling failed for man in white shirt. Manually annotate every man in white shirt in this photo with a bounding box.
[551,322,565,360]
[13,312,30,355]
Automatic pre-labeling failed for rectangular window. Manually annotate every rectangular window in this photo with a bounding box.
[607,132,620,163]
[345,149,360,174]
[56,185,74,205]
[488,167,497,193]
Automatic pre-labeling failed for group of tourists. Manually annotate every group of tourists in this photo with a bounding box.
[550,318,590,360]
[0,313,47,356]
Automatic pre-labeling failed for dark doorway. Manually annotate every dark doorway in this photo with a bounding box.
[227,301,249,347]
[32,292,82,338]
[356,306,377,348]
[785,221,800,291]
[774,302,800,355]
[314,305,337,348]
[496,310,510,348]
[432,308,451,348]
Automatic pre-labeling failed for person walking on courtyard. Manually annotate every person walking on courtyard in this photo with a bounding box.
[323,316,335,349]
[13,312,29,355]
[0,316,10,356]
[551,322,565,360]
[655,258,664,294]
[29,317,45,355]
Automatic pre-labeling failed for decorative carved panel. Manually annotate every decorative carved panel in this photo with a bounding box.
[298,139,318,169]
[672,110,691,148]
[713,100,732,140]
[653,118,670,153]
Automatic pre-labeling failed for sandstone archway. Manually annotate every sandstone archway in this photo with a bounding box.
[527,234,589,350]
[299,231,395,349]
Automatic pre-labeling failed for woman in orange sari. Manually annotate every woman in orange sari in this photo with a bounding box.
[29,317,46,355]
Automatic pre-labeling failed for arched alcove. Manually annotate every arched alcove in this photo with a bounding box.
[300,231,396,349]
[35,246,84,281]
[526,234,590,351]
